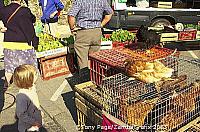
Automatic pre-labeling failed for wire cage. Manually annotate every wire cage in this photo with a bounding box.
[101,56,200,131]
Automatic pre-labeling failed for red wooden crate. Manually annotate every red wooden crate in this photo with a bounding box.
[38,53,70,80]
[178,30,197,41]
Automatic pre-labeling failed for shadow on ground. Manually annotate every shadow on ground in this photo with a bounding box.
[0,121,18,132]
[0,68,5,112]
[62,68,91,125]
[0,121,48,132]
[164,41,200,51]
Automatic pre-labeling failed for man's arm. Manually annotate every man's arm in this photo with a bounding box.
[67,0,81,31]
[101,0,113,27]
[68,15,76,31]
[101,13,113,27]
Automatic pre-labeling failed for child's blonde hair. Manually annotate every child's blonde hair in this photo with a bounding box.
[13,64,37,89]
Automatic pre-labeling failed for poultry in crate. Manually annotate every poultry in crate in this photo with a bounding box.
[124,59,174,83]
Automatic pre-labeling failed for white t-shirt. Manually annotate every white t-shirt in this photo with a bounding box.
[44,0,47,10]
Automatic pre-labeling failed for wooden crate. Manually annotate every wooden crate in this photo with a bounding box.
[160,33,179,42]
[38,52,70,80]
[75,92,102,132]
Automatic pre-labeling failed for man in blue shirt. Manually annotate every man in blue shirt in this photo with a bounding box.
[39,0,64,37]
[68,0,113,71]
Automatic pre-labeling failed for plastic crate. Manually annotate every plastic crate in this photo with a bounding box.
[89,49,130,86]
[100,56,200,131]
[89,47,178,85]
[178,30,197,41]
[122,46,178,62]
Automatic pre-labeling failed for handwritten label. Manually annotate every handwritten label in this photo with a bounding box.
[41,56,69,79]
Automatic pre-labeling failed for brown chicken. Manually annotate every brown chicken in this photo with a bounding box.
[127,98,158,126]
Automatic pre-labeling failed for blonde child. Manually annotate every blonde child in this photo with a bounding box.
[13,64,42,132]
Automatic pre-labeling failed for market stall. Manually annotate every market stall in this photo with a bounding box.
[36,33,76,80]
[73,37,200,131]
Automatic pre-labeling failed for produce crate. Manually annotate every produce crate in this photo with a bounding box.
[112,41,130,48]
[100,41,112,50]
[160,33,179,42]
[101,56,200,131]
[38,53,70,80]
[178,30,197,41]
[36,47,67,58]
[75,82,103,131]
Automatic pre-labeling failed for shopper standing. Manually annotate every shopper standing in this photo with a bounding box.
[39,0,64,37]
[0,0,39,91]
[68,0,113,71]
[14,64,42,132]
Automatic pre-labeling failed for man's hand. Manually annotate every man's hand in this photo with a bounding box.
[32,122,41,127]
[0,27,7,33]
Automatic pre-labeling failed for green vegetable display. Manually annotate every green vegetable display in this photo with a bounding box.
[183,24,200,31]
[102,29,136,42]
[61,35,75,46]
[37,33,64,52]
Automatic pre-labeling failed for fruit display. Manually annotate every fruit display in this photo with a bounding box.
[37,33,64,52]
[102,29,136,42]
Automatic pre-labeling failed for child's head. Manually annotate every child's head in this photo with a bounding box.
[13,64,38,89]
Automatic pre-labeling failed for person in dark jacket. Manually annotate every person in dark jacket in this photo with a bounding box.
[0,0,39,91]
[0,0,4,8]
[14,64,42,132]
[39,0,64,37]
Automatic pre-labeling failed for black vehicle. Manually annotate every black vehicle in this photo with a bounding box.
[106,0,200,30]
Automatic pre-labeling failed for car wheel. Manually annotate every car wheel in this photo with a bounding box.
[151,18,171,27]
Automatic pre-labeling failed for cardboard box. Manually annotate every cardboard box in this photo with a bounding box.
[160,33,179,42]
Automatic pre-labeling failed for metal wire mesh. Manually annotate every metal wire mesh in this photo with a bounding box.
[101,56,200,131]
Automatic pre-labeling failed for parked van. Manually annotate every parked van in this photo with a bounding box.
[106,0,200,29]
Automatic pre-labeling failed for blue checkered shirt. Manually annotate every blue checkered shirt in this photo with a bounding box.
[68,0,113,29]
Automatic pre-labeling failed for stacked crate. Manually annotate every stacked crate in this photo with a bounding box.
[89,46,178,86]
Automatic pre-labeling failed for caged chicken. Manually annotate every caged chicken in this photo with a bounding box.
[125,59,174,83]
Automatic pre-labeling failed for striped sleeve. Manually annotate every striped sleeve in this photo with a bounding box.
[103,0,113,15]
